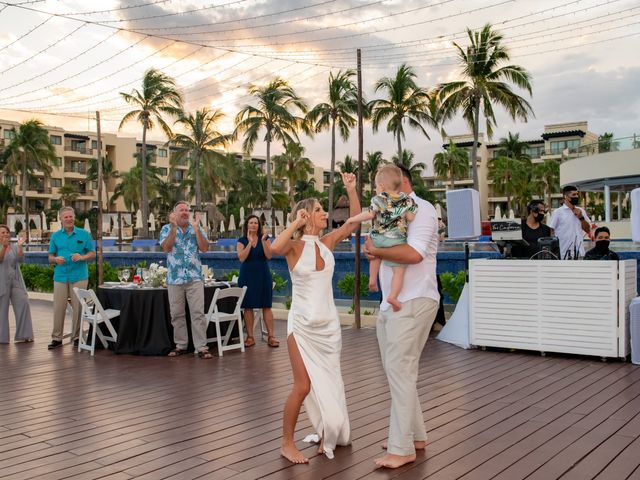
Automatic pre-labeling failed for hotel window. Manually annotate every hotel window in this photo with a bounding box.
[550,139,581,155]
[525,146,544,158]
[4,129,15,140]
[158,167,168,176]
[158,149,168,157]
[50,135,62,145]
[50,178,62,188]
[92,140,98,149]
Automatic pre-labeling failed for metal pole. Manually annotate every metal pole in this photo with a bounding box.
[354,48,364,329]
[95,111,104,286]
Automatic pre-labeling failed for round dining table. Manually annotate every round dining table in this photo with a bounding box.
[97,282,237,355]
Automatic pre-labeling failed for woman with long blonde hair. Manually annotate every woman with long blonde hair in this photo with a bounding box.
[271,172,360,464]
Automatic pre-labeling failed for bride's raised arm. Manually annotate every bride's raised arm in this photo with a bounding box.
[271,208,308,258]
[323,172,361,250]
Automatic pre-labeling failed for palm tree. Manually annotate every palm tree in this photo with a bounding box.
[119,68,183,237]
[433,140,469,190]
[235,159,267,209]
[534,159,560,209]
[392,149,426,179]
[273,142,314,210]
[1,119,58,240]
[234,77,308,234]
[171,108,230,210]
[488,156,526,213]
[58,183,80,206]
[306,70,359,227]
[364,151,386,194]
[294,178,322,202]
[434,24,534,190]
[87,157,120,211]
[370,63,436,159]
[497,132,530,161]
[200,152,241,207]
[0,184,14,223]
[337,154,357,174]
[598,132,617,153]
[112,152,163,212]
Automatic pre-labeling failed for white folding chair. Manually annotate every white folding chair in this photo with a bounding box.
[206,286,247,357]
[73,288,119,356]
[252,281,275,342]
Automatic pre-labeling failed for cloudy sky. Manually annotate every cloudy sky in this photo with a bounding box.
[0,0,638,174]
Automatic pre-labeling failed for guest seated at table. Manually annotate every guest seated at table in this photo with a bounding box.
[511,200,552,259]
[160,202,212,359]
[237,215,278,348]
[0,226,34,344]
[584,227,619,261]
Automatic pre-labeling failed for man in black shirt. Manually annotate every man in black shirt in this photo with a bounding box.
[584,226,619,260]
[512,200,552,259]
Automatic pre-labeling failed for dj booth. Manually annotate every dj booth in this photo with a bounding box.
[469,259,637,358]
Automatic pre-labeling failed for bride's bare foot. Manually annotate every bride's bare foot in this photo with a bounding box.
[381,440,426,450]
[281,444,309,464]
[374,453,416,468]
[317,437,324,454]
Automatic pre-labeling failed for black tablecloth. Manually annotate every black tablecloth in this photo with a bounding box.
[97,284,237,356]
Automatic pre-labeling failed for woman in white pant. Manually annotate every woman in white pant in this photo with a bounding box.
[0,225,34,344]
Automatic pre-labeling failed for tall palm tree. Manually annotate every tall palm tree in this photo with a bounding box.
[364,151,386,194]
[337,154,357,174]
[434,24,534,190]
[488,156,526,213]
[534,159,560,209]
[234,77,308,234]
[235,159,267,209]
[87,157,120,211]
[1,119,58,240]
[119,68,183,237]
[497,132,530,161]
[111,152,162,212]
[370,63,436,159]
[306,70,359,227]
[171,107,230,210]
[273,142,314,210]
[433,140,469,190]
[200,152,241,207]
[392,149,426,179]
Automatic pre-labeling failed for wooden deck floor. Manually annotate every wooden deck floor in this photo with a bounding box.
[1,300,640,479]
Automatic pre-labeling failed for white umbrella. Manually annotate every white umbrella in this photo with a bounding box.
[40,211,48,231]
[84,218,91,233]
[239,207,245,225]
[219,220,225,233]
[148,213,156,232]
[228,214,236,231]
[508,209,515,220]
[494,206,502,220]
[135,209,143,229]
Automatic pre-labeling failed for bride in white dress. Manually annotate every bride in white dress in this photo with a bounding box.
[271,172,361,464]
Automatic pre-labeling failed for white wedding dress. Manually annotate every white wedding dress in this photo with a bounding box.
[287,235,351,459]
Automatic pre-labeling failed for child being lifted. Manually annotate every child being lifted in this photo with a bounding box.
[346,164,417,311]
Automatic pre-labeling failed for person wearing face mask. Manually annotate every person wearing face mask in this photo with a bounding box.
[584,227,619,260]
[548,185,591,259]
[511,200,552,259]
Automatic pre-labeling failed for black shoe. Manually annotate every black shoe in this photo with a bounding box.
[48,340,63,350]
[73,339,79,347]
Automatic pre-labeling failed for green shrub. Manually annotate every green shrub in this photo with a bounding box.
[440,271,466,303]
[337,272,370,298]
[20,264,55,292]
[221,269,239,281]
[271,270,287,293]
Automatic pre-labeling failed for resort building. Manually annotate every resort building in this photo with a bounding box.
[424,121,600,220]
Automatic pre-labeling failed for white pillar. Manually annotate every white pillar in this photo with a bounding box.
[617,192,623,220]
[604,184,611,222]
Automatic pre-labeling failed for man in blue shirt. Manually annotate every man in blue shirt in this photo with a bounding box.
[47,206,95,349]
[160,201,211,358]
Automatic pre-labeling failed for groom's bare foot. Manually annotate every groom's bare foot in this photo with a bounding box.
[381,440,426,450]
[375,453,416,468]
[281,444,309,464]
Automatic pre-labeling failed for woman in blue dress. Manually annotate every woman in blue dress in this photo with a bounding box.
[236,215,279,348]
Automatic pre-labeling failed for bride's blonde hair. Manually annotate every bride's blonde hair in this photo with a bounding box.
[290,198,318,240]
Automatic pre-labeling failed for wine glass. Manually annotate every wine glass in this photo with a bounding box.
[141,268,150,285]
[122,269,130,283]
[118,269,125,284]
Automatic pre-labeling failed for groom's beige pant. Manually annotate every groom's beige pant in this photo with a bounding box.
[377,297,438,456]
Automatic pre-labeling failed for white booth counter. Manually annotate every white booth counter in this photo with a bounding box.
[469,260,637,359]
